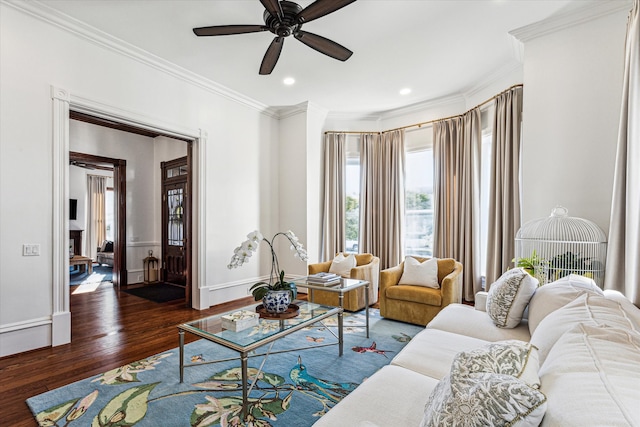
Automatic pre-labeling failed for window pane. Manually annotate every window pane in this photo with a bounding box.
[480,133,492,278]
[405,149,434,257]
[345,158,360,253]
[105,189,114,241]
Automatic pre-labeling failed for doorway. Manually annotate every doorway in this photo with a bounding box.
[69,151,127,287]
[51,87,206,348]
[161,156,192,305]
[69,111,193,306]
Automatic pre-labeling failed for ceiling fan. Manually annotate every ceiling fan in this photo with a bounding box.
[193,0,357,75]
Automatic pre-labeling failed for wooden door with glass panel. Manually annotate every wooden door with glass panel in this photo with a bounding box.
[161,157,189,288]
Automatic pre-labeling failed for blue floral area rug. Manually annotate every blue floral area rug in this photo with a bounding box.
[26,309,423,427]
[70,265,113,286]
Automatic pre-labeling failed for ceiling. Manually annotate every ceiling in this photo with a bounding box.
[37,0,593,114]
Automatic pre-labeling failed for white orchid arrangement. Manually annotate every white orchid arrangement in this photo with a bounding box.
[228,230,308,301]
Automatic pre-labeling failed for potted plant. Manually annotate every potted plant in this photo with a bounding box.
[228,230,308,314]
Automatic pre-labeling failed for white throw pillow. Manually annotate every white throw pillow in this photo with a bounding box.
[421,372,547,427]
[486,268,539,328]
[328,253,356,277]
[398,256,439,288]
[452,340,541,389]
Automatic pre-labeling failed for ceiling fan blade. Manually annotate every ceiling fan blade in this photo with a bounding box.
[294,30,353,61]
[296,0,357,24]
[260,0,283,20]
[260,36,285,75]
[193,25,267,37]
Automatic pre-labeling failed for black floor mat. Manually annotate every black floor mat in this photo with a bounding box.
[122,283,185,303]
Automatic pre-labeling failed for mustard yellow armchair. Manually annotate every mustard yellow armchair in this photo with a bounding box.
[379,257,463,326]
[307,253,380,311]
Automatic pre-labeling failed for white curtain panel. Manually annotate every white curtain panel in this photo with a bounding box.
[379,130,406,269]
[485,86,524,288]
[605,0,640,305]
[321,132,346,261]
[433,110,482,300]
[86,174,107,262]
[359,131,405,270]
[359,132,381,259]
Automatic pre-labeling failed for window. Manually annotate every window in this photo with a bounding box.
[480,125,492,279]
[345,137,360,252]
[105,188,114,241]
[404,130,434,257]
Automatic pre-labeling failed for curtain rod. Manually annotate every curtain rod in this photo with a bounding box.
[325,84,523,135]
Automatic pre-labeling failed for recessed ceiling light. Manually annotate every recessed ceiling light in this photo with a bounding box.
[283,77,295,85]
[399,88,412,95]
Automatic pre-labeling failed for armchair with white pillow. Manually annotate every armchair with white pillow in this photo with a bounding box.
[379,256,463,326]
[307,253,380,311]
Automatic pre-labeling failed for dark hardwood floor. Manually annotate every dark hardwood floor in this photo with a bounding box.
[0,282,257,426]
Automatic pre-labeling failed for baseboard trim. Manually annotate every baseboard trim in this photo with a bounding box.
[0,317,52,357]
[52,311,71,346]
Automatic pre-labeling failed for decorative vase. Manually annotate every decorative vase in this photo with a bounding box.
[262,290,291,314]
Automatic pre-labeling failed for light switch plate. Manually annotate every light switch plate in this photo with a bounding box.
[23,244,40,256]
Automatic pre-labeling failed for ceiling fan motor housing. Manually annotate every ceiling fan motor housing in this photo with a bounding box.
[263,1,303,37]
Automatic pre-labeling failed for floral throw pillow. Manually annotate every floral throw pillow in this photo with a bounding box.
[420,372,547,427]
[452,340,541,389]
[486,268,538,328]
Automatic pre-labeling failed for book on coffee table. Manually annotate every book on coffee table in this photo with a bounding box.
[307,273,341,286]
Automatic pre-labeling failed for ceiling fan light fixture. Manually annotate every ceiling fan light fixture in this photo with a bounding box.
[283,77,296,85]
[193,0,357,75]
[399,88,412,95]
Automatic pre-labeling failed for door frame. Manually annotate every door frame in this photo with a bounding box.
[69,151,127,287]
[161,155,192,305]
[51,86,208,347]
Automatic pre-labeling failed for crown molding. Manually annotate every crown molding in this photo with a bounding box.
[509,0,632,43]
[462,61,523,102]
[377,93,465,121]
[3,0,278,118]
[325,111,383,122]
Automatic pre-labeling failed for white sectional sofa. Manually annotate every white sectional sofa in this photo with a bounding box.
[314,273,640,426]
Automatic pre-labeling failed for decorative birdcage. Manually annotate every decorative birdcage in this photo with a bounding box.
[514,206,607,288]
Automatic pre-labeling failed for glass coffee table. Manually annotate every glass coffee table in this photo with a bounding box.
[295,277,370,338]
[177,301,342,420]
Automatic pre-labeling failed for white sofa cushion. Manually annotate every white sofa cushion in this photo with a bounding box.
[427,303,531,342]
[328,253,356,277]
[312,365,439,427]
[398,256,439,288]
[391,328,488,379]
[604,289,640,328]
[486,268,538,328]
[539,323,640,427]
[452,340,540,389]
[421,371,547,427]
[527,274,604,335]
[530,292,640,364]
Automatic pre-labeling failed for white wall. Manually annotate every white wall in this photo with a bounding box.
[278,109,309,277]
[520,9,627,232]
[0,2,280,356]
